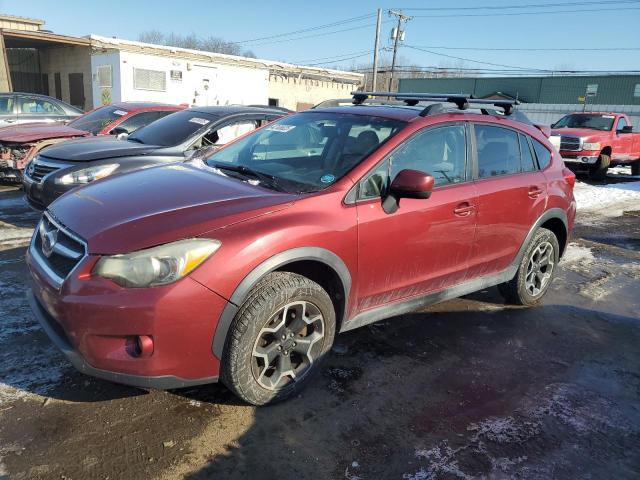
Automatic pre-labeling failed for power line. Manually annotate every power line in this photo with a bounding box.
[235,13,376,44]
[411,5,640,17]
[411,45,640,51]
[292,50,373,64]
[306,51,375,66]
[395,0,640,11]
[404,45,552,71]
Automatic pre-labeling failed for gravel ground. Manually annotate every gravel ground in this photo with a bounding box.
[0,176,639,480]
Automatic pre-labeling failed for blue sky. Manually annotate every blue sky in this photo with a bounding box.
[3,0,640,72]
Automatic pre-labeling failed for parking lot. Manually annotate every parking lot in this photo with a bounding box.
[0,172,638,480]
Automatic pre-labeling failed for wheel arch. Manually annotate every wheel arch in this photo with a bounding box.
[601,146,612,156]
[211,247,351,358]
[511,208,568,273]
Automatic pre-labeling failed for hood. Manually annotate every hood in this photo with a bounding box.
[550,127,607,139]
[48,163,296,254]
[0,122,88,143]
[40,136,159,162]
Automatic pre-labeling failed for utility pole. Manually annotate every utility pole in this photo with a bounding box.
[388,9,412,91]
[371,8,382,91]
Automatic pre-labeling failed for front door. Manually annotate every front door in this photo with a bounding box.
[355,123,478,311]
[469,123,548,277]
[613,117,634,162]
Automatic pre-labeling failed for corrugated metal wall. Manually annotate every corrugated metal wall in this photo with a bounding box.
[399,75,640,105]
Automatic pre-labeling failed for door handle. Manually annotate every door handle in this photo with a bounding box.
[5,119,15,123]
[528,186,544,199]
[454,202,475,217]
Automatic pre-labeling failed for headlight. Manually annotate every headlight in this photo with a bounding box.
[55,164,119,185]
[582,141,601,151]
[93,238,221,288]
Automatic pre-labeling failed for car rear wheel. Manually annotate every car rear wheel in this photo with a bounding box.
[498,227,559,306]
[221,272,336,405]
[589,153,610,181]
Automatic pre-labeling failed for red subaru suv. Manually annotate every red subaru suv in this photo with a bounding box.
[27,93,576,405]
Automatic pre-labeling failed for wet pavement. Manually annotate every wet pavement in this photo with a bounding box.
[0,180,639,479]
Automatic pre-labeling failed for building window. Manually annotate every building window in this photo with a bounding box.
[133,68,166,92]
[634,84,640,97]
[268,98,279,107]
[97,65,112,88]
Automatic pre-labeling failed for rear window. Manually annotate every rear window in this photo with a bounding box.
[69,106,128,135]
[532,139,552,170]
[128,110,219,146]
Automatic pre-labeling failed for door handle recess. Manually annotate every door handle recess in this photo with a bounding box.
[528,186,544,198]
[454,203,475,216]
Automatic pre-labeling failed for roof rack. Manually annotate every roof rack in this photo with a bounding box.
[350,91,519,116]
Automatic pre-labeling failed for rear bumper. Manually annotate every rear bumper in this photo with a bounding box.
[28,291,218,389]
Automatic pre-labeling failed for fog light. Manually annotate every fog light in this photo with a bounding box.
[582,157,589,162]
[131,335,154,358]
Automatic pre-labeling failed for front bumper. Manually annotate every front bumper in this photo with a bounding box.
[561,154,599,165]
[27,249,228,389]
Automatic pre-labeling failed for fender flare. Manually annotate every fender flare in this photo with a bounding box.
[508,208,568,278]
[211,247,351,358]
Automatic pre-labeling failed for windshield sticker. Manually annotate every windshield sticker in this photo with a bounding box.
[113,110,128,116]
[189,117,210,125]
[320,174,336,184]
[602,115,615,119]
[266,124,296,133]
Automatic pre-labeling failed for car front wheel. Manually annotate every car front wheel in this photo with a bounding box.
[221,272,336,405]
[498,227,560,306]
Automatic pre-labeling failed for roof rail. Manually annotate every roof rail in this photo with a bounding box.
[350,91,519,116]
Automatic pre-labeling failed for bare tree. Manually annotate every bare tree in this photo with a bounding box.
[137,31,256,58]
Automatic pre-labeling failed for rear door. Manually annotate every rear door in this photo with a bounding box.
[468,123,547,277]
[355,123,478,311]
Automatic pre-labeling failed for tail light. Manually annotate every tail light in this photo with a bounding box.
[562,168,576,188]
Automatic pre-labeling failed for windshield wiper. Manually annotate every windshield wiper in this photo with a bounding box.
[209,163,286,192]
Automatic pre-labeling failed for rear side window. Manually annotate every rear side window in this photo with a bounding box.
[519,134,538,172]
[532,139,552,170]
[475,125,521,178]
[0,95,13,114]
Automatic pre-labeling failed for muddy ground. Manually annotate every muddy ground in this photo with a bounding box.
[0,180,639,480]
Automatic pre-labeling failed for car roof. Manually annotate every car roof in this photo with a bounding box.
[186,105,287,116]
[110,102,183,111]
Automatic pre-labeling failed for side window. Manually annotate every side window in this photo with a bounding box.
[519,134,538,172]
[212,120,259,145]
[390,125,466,186]
[358,124,467,200]
[18,97,64,115]
[617,117,628,132]
[112,111,173,134]
[475,124,521,178]
[532,139,552,170]
[0,96,14,114]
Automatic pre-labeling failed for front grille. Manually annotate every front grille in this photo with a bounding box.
[559,136,582,152]
[27,157,63,182]
[31,212,86,285]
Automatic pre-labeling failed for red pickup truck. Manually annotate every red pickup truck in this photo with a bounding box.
[551,112,640,179]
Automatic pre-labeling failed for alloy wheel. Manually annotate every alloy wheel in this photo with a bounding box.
[251,301,325,390]
[525,241,555,297]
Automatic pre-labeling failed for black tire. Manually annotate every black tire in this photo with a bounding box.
[498,227,560,306]
[589,153,610,181]
[631,159,640,177]
[221,272,336,406]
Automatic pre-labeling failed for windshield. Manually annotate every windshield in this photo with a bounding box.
[553,114,615,131]
[68,106,129,135]
[129,110,219,146]
[204,112,406,193]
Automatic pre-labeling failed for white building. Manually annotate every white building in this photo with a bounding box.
[0,15,364,111]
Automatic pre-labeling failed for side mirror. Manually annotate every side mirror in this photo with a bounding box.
[618,125,633,134]
[382,169,434,214]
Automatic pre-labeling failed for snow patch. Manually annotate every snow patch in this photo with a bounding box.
[561,243,595,264]
[574,180,640,219]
